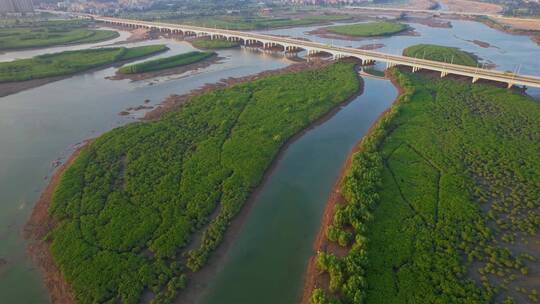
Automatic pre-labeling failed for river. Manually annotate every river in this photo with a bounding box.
[0,16,538,304]
[0,30,289,303]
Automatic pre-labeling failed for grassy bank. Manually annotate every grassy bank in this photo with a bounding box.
[118,51,215,74]
[190,38,239,49]
[45,62,360,304]
[0,45,168,83]
[311,70,540,303]
[326,21,409,37]
[0,20,119,50]
[403,44,479,66]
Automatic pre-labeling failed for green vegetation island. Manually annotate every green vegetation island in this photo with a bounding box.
[403,44,479,67]
[0,20,119,51]
[0,45,167,97]
[325,21,410,37]
[306,69,540,303]
[28,62,361,303]
[190,38,239,50]
[118,51,215,74]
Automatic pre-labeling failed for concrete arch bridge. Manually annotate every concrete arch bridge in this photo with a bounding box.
[93,15,540,89]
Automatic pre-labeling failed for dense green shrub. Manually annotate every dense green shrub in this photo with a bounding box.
[313,70,540,303]
[118,51,214,74]
[49,62,360,303]
[403,44,479,66]
[326,21,409,37]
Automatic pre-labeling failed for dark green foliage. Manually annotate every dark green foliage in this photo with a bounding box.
[118,51,215,74]
[313,70,540,303]
[0,20,119,50]
[326,21,409,37]
[0,45,168,83]
[403,44,479,66]
[49,62,360,303]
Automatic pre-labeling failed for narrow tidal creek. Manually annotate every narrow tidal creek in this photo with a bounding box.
[200,77,397,304]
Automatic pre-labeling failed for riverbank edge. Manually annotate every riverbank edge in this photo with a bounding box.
[0,46,169,98]
[24,142,92,304]
[300,68,406,304]
[23,59,362,304]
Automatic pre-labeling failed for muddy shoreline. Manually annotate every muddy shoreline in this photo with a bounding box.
[24,142,91,304]
[300,70,405,304]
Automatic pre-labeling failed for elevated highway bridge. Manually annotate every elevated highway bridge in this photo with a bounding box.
[91,15,540,89]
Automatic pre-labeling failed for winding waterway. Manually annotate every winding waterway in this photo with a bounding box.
[0,15,538,304]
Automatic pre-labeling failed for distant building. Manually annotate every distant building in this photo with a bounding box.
[0,0,34,14]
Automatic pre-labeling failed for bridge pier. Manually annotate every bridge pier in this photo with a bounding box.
[386,62,397,69]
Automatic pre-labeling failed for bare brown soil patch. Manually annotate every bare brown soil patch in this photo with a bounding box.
[439,0,502,14]
[494,17,540,31]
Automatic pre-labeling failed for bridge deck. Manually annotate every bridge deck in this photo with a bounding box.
[95,16,540,88]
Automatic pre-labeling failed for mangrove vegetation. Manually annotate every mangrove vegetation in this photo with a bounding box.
[326,21,409,37]
[312,70,540,304]
[0,20,119,50]
[403,44,479,66]
[47,62,360,303]
[118,51,215,74]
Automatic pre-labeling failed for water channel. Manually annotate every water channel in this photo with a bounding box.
[0,16,538,304]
